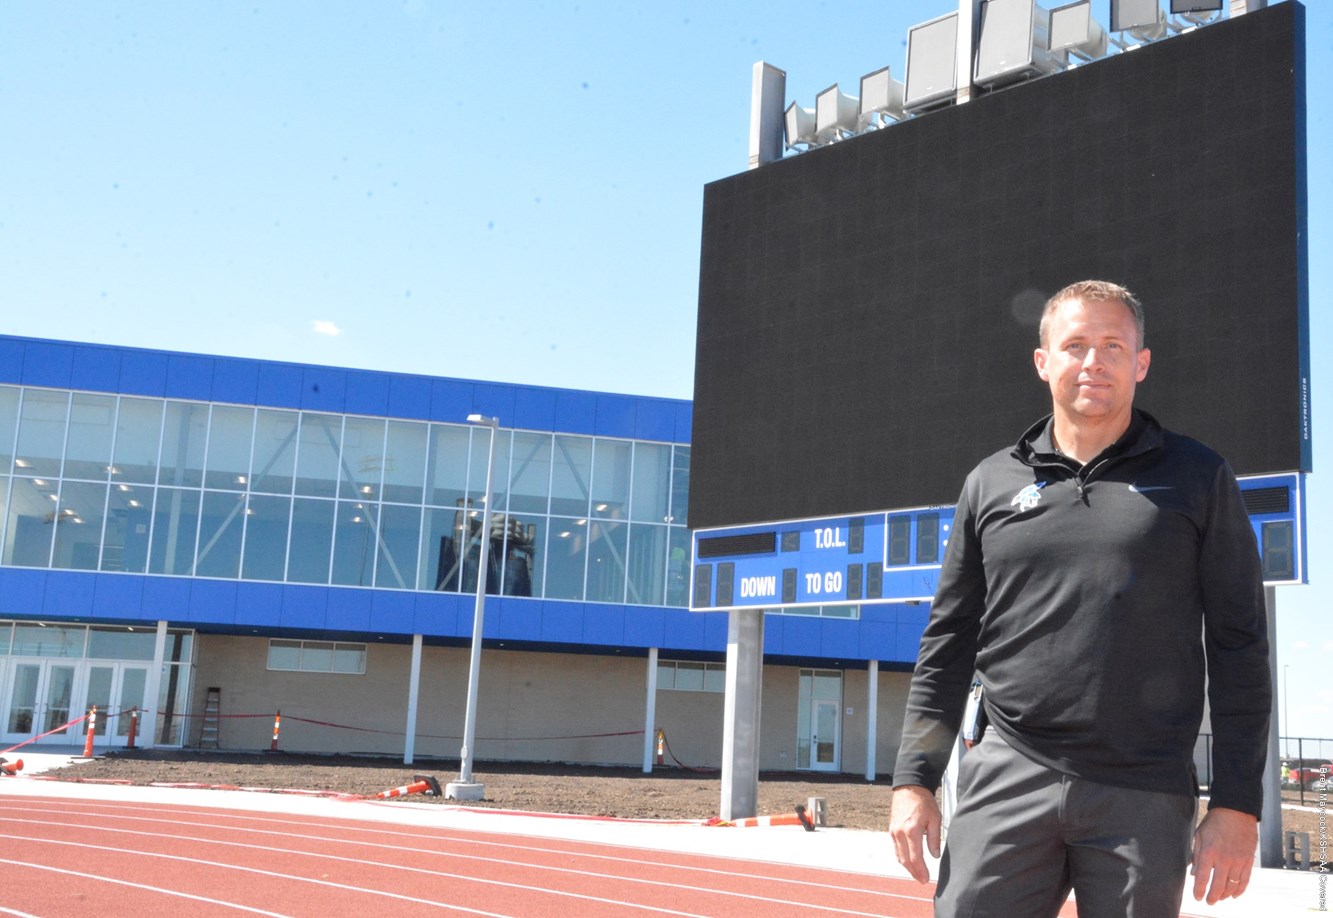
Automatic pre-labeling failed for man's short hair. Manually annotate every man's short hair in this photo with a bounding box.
[1040,280,1146,350]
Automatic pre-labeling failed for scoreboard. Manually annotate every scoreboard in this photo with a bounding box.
[689,472,1305,612]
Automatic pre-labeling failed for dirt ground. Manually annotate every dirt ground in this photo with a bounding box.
[42,749,898,831]
[38,748,1330,864]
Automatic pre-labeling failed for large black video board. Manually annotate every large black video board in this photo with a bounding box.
[691,3,1307,530]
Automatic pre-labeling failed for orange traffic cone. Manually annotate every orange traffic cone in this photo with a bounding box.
[709,804,815,831]
[373,773,442,800]
[0,757,23,776]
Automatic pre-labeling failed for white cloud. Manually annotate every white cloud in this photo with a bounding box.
[312,320,341,337]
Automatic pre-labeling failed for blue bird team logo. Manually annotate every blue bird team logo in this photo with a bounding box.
[1010,482,1046,513]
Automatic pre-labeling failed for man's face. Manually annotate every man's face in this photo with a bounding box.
[1033,297,1151,423]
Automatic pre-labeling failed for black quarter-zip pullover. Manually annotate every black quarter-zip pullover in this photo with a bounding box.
[893,410,1271,817]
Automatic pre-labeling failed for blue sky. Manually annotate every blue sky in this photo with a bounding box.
[1,1,1329,741]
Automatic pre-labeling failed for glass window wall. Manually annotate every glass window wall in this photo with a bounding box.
[0,386,19,473]
[0,386,691,607]
[204,406,255,490]
[111,397,164,485]
[14,389,69,478]
[64,394,116,481]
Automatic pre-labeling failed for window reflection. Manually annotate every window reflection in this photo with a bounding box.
[0,386,691,606]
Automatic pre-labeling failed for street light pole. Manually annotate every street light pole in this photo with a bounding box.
[446,413,499,801]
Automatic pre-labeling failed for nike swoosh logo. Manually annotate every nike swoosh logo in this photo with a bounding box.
[1128,484,1172,493]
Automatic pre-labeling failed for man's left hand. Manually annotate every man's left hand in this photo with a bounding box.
[1190,806,1258,904]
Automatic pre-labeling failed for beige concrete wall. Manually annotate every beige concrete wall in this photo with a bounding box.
[187,635,912,776]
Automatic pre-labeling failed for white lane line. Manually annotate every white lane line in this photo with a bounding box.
[0,833,715,918]
[3,814,911,916]
[8,801,917,904]
[0,858,290,916]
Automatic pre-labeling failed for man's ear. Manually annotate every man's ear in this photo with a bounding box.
[1034,347,1050,381]
[1136,347,1151,383]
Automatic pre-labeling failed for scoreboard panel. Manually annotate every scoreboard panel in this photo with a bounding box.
[690,472,1305,611]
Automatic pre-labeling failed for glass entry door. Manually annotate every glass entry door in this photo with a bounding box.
[796,669,842,771]
[3,660,78,745]
[84,664,149,742]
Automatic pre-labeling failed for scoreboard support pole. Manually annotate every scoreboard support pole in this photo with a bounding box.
[720,608,764,820]
[1259,586,1282,868]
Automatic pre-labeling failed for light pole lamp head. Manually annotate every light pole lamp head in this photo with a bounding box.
[467,413,499,428]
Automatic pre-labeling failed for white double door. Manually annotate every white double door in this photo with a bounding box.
[1,659,148,748]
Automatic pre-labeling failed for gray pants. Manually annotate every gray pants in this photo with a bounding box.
[935,730,1196,918]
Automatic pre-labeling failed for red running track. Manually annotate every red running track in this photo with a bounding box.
[1,794,957,917]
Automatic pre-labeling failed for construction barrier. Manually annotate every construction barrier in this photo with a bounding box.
[270,711,281,751]
[655,729,665,766]
[0,757,22,777]
[127,709,139,749]
[705,804,815,831]
[372,774,443,800]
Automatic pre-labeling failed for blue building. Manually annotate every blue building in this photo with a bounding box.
[0,334,922,774]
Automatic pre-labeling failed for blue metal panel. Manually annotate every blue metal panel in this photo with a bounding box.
[0,338,24,384]
[20,341,74,388]
[623,607,666,647]
[818,620,861,659]
[857,617,896,661]
[472,384,516,429]
[342,370,391,418]
[323,588,371,632]
[702,611,728,650]
[70,345,122,394]
[210,357,260,405]
[255,363,305,410]
[118,350,170,397]
[187,579,239,625]
[773,615,821,657]
[674,404,693,445]
[582,604,626,646]
[42,571,95,619]
[554,391,598,436]
[92,573,146,618]
[512,387,558,433]
[0,569,46,615]
[430,378,475,423]
[234,582,284,627]
[895,621,927,662]
[413,591,461,637]
[369,590,414,634]
[165,354,214,402]
[281,585,328,631]
[300,367,347,413]
[539,600,583,643]
[140,576,191,621]
[388,374,432,422]
[634,399,676,443]
[495,596,543,642]
[594,394,637,439]
[662,608,708,650]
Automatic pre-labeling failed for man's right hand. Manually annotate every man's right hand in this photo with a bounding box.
[889,784,942,883]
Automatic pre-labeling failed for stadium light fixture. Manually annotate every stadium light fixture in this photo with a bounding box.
[975,0,1067,90]
[859,67,906,128]
[1170,0,1223,25]
[815,84,860,143]
[1047,0,1109,62]
[904,11,960,115]
[1111,0,1169,42]
[784,101,818,150]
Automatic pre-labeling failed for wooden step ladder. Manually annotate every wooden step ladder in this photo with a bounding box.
[198,687,221,749]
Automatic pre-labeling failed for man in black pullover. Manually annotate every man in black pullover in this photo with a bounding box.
[889,280,1271,916]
